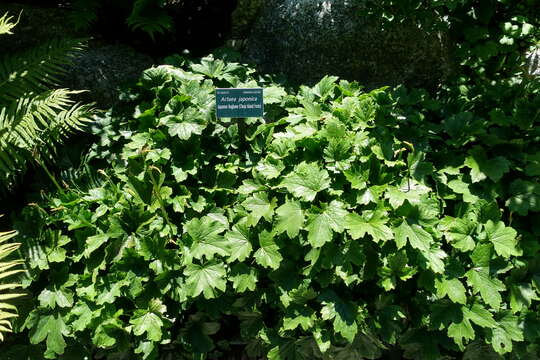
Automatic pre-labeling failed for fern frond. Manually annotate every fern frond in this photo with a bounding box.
[0,89,94,188]
[0,38,86,106]
[61,161,105,193]
[0,311,18,320]
[0,262,22,274]
[0,244,21,260]
[0,303,16,310]
[0,18,95,192]
[0,292,24,301]
[67,0,101,31]
[0,324,12,341]
[0,224,23,342]
[0,229,16,243]
[0,283,22,291]
[127,0,173,41]
[0,11,21,35]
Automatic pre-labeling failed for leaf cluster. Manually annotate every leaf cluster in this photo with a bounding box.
[11,55,540,359]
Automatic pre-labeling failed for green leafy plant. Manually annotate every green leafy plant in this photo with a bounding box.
[0,215,24,342]
[0,12,94,191]
[10,55,540,359]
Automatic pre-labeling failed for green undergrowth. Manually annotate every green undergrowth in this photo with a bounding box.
[8,55,540,359]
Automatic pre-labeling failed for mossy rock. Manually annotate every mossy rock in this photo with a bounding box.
[64,44,153,107]
[243,0,455,89]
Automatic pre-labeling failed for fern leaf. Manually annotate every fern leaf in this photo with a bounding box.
[67,0,102,31]
[61,162,104,192]
[0,143,20,175]
[0,38,86,106]
[0,229,16,243]
[0,90,94,189]
[127,0,173,41]
[0,312,18,320]
[0,244,21,260]
[0,11,21,35]
[0,262,22,273]
[0,284,22,291]
[0,225,23,342]
[0,303,16,311]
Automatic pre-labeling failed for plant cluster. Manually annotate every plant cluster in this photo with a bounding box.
[9,54,540,359]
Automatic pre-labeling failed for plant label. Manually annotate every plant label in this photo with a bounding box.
[216,88,264,118]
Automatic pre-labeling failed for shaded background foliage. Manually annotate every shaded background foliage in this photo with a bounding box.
[2,0,238,57]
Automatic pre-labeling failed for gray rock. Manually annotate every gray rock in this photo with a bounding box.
[243,0,453,89]
[527,46,540,77]
[64,44,154,107]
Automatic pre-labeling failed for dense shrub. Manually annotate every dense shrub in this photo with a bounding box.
[8,55,540,359]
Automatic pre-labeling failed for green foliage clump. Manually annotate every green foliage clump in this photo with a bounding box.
[10,55,540,359]
[0,12,94,191]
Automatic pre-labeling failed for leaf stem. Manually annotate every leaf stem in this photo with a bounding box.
[238,117,247,150]
[148,165,175,241]
[36,158,63,193]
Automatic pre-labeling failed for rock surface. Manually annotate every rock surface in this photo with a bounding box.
[243,0,453,89]
[64,44,153,107]
[527,46,540,77]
